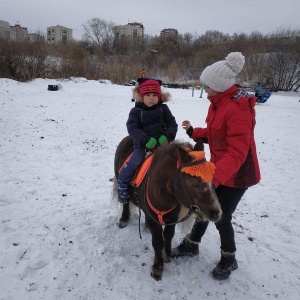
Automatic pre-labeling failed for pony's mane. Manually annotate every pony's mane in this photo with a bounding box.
[153,141,194,164]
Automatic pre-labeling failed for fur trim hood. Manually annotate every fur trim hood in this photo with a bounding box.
[132,86,171,102]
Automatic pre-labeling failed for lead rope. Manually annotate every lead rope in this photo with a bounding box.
[134,188,143,240]
[137,199,142,239]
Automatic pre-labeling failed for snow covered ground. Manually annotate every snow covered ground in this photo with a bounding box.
[1,77,299,300]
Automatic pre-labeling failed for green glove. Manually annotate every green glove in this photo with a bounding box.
[158,135,168,145]
[145,137,157,149]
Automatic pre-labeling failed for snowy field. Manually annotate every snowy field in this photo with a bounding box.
[0,77,299,300]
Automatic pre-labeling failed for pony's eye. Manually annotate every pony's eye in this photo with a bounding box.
[192,184,200,188]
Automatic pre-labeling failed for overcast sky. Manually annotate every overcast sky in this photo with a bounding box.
[2,0,299,39]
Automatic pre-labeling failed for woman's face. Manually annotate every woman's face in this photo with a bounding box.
[143,93,159,107]
[205,86,220,97]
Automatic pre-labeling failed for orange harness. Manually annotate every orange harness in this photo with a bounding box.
[145,178,177,225]
[119,153,176,225]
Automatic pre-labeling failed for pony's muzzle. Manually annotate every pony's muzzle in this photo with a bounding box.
[209,208,222,222]
[192,205,222,222]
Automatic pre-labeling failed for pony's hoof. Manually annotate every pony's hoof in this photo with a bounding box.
[163,256,171,263]
[151,265,163,281]
[151,272,162,281]
[118,219,128,228]
[118,221,128,228]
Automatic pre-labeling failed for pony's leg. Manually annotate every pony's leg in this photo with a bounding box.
[118,203,130,228]
[163,225,176,262]
[147,218,165,281]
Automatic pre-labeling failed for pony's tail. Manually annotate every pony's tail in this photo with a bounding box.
[111,176,133,212]
[111,176,118,203]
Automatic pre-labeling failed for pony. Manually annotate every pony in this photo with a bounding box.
[113,136,222,280]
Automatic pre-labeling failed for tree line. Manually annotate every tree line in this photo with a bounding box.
[0,18,299,91]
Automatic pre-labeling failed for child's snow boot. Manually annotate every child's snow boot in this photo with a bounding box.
[117,180,130,204]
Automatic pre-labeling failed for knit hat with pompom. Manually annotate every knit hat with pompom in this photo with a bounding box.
[200,52,245,92]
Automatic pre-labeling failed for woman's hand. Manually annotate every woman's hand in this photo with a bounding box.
[182,120,191,131]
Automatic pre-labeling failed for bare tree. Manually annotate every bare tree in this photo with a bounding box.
[82,18,115,54]
[166,61,181,83]
[264,26,300,91]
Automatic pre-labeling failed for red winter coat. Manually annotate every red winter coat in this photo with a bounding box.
[190,85,260,188]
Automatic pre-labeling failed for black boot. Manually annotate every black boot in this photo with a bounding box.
[212,251,238,280]
[171,236,199,258]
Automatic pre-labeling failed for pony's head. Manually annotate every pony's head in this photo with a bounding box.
[172,141,222,222]
[174,141,222,222]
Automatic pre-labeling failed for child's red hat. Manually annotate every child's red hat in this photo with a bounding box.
[138,78,161,98]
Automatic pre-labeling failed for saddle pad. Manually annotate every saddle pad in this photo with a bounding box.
[131,154,154,187]
[118,152,154,187]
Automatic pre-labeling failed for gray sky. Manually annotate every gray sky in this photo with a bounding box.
[2,0,299,39]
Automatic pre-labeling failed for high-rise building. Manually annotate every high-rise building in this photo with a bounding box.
[47,25,73,45]
[114,22,144,39]
[0,20,28,41]
[160,28,178,38]
[14,23,29,41]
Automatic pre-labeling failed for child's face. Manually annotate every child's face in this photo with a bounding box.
[143,93,159,107]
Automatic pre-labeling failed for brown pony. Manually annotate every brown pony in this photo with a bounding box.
[113,136,221,280]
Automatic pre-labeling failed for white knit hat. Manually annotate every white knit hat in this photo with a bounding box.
[200,52,245,92]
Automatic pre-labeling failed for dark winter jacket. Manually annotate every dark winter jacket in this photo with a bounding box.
[126,101,178,147]
[189,85,260,188]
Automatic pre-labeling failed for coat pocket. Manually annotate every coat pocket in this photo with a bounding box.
[210,120,226,148]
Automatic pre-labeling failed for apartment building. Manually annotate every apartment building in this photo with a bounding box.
[14,24,29,41]
[0,20,28,41]
[160,28,178,38]
[114,22,144,39]
[0,20,14,40]
[47,25,73,45]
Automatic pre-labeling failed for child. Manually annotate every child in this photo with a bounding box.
[140,68,147,78]
[254,82,261,98]
[117,77,178,203]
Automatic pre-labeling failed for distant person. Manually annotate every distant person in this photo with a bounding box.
[254,82,262,98]
[117,77,178,203]
[172,52,261,280]
[140,69,147,78]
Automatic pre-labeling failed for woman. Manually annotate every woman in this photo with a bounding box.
[172,52,260,280]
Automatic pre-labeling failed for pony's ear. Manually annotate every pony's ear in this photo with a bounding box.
[193,139,204,151]
[177,146,192,164]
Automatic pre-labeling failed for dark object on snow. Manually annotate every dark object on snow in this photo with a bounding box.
[48,85,58,91]
[256,91,272,103]
[125,80,136,86]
